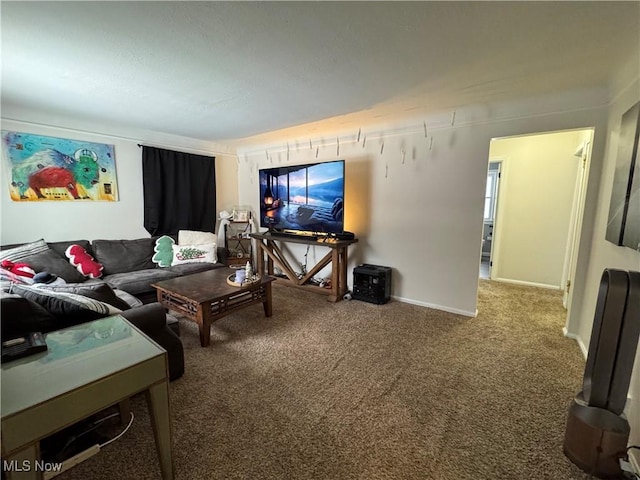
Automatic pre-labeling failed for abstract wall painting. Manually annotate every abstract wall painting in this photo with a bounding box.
[605,101,640,250]
[1,131,118,202]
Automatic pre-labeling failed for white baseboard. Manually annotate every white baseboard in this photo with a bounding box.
[392,295,477,317]
[562,328,588,359]
[493,277,561,290]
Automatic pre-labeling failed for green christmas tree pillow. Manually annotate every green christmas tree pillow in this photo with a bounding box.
[152,235,175,268]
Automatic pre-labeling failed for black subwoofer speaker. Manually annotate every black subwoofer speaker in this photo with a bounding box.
[352,264,392,304]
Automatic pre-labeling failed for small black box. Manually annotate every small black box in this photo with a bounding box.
[352,264,392,304]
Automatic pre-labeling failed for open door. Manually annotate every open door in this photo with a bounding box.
[480,161,501,279]
[563,135,592,309]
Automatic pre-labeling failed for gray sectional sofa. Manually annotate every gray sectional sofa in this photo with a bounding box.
[0,236,228,380]
[1,237,227,303]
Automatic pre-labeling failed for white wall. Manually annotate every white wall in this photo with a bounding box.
[567,78,640,467]
[489,130,583,288]
[0,119,238,245]
[236,90,609,317]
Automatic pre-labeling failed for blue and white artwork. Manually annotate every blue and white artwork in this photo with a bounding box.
[2,131,118,201]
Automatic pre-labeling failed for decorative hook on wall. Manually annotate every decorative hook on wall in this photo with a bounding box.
[362,136,367,148]
[423,121,428,138]
[309,139,312,150]
[357,128,361,143]
[429,137,434,151]
[401,148,406,164]
[316,146,319,158]
[337,137,340,157]
[451,110,456,126]
[380,141,384,155]
[385,163,389,178]
[286,142,290,162]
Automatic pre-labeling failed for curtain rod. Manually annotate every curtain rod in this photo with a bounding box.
[136,143,224,157]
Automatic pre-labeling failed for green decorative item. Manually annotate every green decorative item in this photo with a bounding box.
[152,235,175,267]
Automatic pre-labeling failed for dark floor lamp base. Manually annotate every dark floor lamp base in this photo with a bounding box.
[564,400,629,479]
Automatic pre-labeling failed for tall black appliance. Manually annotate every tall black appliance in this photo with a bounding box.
[564,269,640,478]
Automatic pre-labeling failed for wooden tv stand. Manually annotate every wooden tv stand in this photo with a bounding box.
[250,232,358,302]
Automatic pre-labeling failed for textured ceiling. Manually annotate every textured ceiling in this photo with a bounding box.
[2,1,638,146]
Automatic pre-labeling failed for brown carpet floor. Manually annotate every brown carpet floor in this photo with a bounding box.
[58,280,593,480]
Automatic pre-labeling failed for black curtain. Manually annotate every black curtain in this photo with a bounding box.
[142,146,216,236]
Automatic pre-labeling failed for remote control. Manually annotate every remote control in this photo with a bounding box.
[1,332,48,363]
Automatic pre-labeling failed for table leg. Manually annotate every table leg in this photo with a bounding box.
[256,241,265,275]
[196,303,212,347]
[263,282,273,317]
[145,381,174,480]
[328,248,340,302]
[337,246,347,298]
[118,398,131,425]
[4,444,39,480]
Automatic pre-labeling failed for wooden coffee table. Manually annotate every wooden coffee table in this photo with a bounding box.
[151,268,275,347]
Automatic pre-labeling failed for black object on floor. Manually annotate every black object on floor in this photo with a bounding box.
[564,269,640,478]
[352,264,392,304]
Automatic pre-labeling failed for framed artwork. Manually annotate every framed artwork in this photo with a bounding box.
[1,131,119,201]
[232,206,250,222]
[605,101,640,249]
[233,210,249,222]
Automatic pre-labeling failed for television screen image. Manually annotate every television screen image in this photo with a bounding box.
[259,160,344,234]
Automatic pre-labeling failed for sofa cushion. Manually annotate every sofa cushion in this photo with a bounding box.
[48,240,93,259]
[178,230,217,246]
[20,249,86,283]
[0,291,58,338]
[92,238,156,275]
[102,268,180,295]
[0,239,49,262]
[164,262,221,276]
[11,285,121,323]
[113,289,144,308]
[34,282,131,311]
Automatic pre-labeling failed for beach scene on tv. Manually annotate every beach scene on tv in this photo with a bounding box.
[259,160,344,234]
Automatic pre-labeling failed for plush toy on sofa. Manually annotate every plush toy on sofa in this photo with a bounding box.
[1,259,36,278]
[65,244,103,279]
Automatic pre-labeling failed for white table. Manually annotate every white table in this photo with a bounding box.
[1,315,174,480]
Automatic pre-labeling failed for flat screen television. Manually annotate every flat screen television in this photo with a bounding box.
[259,159,345,235]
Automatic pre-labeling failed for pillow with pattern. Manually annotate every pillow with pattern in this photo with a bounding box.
[172,243,217,266]
[12,284,121,323]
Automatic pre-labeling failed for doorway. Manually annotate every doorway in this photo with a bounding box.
[481,129,593,302]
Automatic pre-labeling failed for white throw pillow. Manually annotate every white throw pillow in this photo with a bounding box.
[172,243,217,266]
[178,230,217,246]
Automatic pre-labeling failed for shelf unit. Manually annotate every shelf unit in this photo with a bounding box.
[224,218,253,267]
